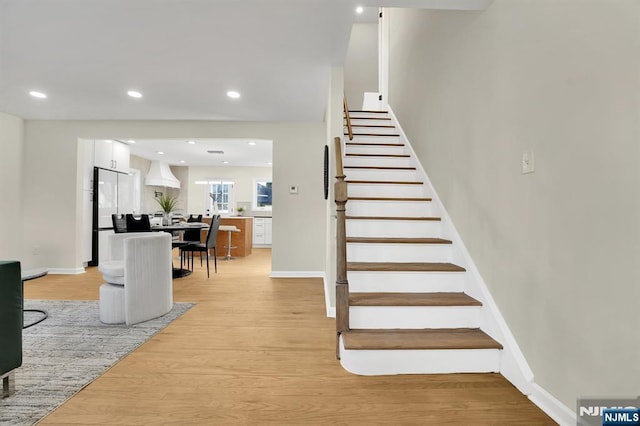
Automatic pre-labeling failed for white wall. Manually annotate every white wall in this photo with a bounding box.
[187,165,272,216]
[344,23,379,109]
[0,112,24,260]
[21,120,326,273]
[387,1,640,409]
[129,155,187,215]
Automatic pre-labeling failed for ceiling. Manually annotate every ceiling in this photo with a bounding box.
[0,0,488,165]
[0,0,370,122]
[125,138,273,168]
[0,0,489,123]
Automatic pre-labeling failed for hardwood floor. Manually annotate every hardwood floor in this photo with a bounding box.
[23,248,555,425]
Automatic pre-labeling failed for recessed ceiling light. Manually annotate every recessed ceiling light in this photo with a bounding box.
[356,6,364,14]
[105,139,113,143]
[29,91,47,99]
[157,151,164,155]
[223,161,229,164]
[248,141,257,146]
[179,160,186,164]
[226,91,240,99]
[267,162,272,165]
[187,140,196,145]
[127,90,143,98]
[127,139,136,144]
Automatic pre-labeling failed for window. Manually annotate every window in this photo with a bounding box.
[253,180,272,211]
[197,179,235,214]
[210,182,232,212]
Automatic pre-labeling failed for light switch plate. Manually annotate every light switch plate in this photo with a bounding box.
[522,150,535,174]
[289,185,298,194]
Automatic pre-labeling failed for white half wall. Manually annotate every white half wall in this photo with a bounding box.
[325,67,345,312]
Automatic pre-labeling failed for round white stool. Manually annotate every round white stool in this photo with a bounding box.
[99,283,125,324]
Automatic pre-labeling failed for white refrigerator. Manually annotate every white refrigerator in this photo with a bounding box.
[91,167,133,265]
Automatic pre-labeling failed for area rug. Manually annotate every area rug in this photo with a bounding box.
[0,300,194,426]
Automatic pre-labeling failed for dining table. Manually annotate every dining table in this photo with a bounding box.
[151,222,210,278]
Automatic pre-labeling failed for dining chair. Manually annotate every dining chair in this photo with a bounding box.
[179,214,204,269]
[111,214,127,233]
[125,214,151,232]
[181,215,220,278]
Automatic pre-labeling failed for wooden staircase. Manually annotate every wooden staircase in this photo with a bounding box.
[337,109,503,375]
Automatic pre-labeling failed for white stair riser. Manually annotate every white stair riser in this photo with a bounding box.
[339,338,501,375]
[348,113,390,120]
[348,271,466,293]
[344,156,412,167]
[347,243,451,262]
[347,118,392,126]
[347,201,433,217]
[345,126,399,135]
[349,306,482,329]
[345,169,418,182]
[345,145,406,156]
[347,183,426,198]
[350,135,400,144]
[347,219,442,238]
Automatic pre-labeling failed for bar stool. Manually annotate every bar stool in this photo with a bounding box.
[219,225,240,260]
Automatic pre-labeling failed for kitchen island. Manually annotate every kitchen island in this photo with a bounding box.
[203,216,253,257]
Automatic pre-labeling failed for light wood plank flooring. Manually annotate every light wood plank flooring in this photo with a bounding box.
[23,248,555,425]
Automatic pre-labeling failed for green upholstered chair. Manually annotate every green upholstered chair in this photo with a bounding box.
[0,260,22,398]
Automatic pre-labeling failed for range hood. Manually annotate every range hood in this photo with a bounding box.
[144,161,181,188]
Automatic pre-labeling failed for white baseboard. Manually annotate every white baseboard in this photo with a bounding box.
[528,383,576,426]
[47,267,86,275]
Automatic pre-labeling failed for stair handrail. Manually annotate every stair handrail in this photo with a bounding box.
[334,136,349,358]
[343,96,353,141]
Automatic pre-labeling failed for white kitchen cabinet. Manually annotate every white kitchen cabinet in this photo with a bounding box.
[253,217,272,246]
[94,139,130,172]
[264,218,272,245]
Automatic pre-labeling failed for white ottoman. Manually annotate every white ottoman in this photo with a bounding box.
[99,283,125,324]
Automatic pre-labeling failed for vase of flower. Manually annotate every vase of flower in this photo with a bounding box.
[155,193,178,225]
[209,192,219,216]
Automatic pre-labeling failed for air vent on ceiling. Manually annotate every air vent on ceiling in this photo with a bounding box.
[207,150,224,155]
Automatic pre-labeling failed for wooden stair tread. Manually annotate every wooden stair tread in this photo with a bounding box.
[346,215,441,221]
[349,125,396,128]
[347,262,466,272]
[346,180,423,185]
[348,196,432,202]
[346,133,400,137]
[346,153,410,157]
[344,166,416,170]
[349,292,481,307]
[348,110,389,113]
[346,237,451,244]
[342,329,503,350]
[346,143,404,147]
[345,117,392,120]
